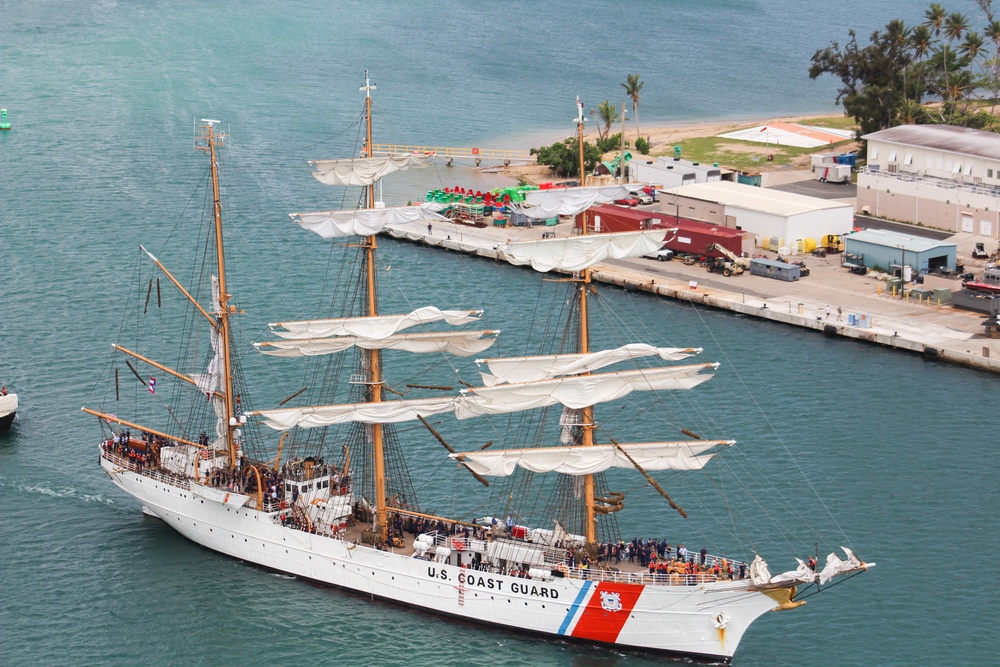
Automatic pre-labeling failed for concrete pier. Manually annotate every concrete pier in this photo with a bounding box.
[387,218,1000,374]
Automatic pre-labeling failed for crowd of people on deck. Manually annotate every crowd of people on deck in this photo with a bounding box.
[103,430,163,469]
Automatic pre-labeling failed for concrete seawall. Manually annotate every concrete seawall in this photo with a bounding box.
[385,221,1000,374]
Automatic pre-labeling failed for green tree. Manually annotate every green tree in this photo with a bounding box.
[621,73,644,139]
[531,138,602,178]
[809,20,914,138]
[597,100,620,142]
[596,132,623,153]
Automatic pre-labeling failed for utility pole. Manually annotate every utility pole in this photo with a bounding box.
[620,102,628,185]
[576,96,586,187]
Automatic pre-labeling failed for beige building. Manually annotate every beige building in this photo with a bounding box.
[857,125,1000,239]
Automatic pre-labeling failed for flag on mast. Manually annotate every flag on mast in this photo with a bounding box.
[148,377,157,394]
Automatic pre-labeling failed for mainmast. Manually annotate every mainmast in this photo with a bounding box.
[360,72,389,543]
[197,120,240,467]
[574,97,597,545]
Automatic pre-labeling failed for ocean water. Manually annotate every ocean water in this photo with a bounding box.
[1,1,997,665]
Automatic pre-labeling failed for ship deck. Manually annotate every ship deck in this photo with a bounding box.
[101,443,752,589]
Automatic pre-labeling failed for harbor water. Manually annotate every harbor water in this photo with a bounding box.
[1,2,997,665]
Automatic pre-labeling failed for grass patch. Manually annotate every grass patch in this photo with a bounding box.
[652,117,859,172]
[793,115,858,130]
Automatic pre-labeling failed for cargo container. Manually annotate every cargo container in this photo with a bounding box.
[749,258,800,281]
[583,205,743,258]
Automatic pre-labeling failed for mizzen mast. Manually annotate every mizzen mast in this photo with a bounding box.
[197,119,240,468]
[360,72,389,544]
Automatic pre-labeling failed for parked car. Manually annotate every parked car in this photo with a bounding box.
[614,196,639,207]
[632,192,653,205]
[642,248,675,262]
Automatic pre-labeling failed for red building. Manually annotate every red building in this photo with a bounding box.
[581,205,744,258]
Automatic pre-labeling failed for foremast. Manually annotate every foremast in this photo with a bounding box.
[83,119,243,464]
[359,72,391,544]
[198,120,241,468]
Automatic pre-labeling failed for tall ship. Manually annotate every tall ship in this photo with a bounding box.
[85,77,871,663]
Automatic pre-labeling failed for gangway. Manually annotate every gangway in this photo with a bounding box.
[368,143,534,166]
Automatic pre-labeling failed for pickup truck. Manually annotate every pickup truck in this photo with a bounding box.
[642,248,675,262]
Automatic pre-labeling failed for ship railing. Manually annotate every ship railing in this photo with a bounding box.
[101,448,190,488]
[559,565,745,587]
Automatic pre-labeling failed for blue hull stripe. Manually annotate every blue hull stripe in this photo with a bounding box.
[558,579,592,635]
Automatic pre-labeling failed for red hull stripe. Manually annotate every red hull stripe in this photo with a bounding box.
[569,581,644,643]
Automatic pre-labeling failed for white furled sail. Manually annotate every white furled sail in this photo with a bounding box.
[310,154,434,187]
[455,364,717,419]
[270,307,484,340]
[256,330,499,358]
[290,203,449,239]
[819,547,869,584]
[450,440,732,476]
[477,344,703,385]
[500,230,666,273]
[510,185,633,219]
[257,397,457,430]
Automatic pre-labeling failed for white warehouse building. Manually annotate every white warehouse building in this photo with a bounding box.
[659,181,854,248]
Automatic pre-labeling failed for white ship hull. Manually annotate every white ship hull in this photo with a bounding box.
[0,393,17,431]
[102,453,781,663]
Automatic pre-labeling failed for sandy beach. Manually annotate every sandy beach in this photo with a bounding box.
[503,112,856,184]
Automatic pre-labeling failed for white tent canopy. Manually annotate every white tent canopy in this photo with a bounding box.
[510,185,632,219]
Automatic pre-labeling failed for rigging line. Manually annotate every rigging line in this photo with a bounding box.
[295,117,365,153]
[793,569,868,600]
[603,296,828,546]
[683,301,851,546]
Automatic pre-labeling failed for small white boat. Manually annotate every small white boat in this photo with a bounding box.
[0,391,18,431]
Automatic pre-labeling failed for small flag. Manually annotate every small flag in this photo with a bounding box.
[759,126,768,133]
[148,377,157,394]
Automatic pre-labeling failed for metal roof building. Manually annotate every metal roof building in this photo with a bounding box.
[844,229,957,274]
[863,125,1000,161]
[857,124,1000,239]
[659,181,854,247]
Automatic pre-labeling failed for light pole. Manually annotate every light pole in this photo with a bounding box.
[898,245,906,299]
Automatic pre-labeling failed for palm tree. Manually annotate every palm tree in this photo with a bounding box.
[911,24,933,60]
[944,11,970,42]
[597,100,620,141]
[897,99,924,125]
[621,73,644,140]
[961,30,986,76]
[924,3,946,36]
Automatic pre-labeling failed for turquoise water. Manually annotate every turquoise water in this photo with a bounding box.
[2,1,997,665]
